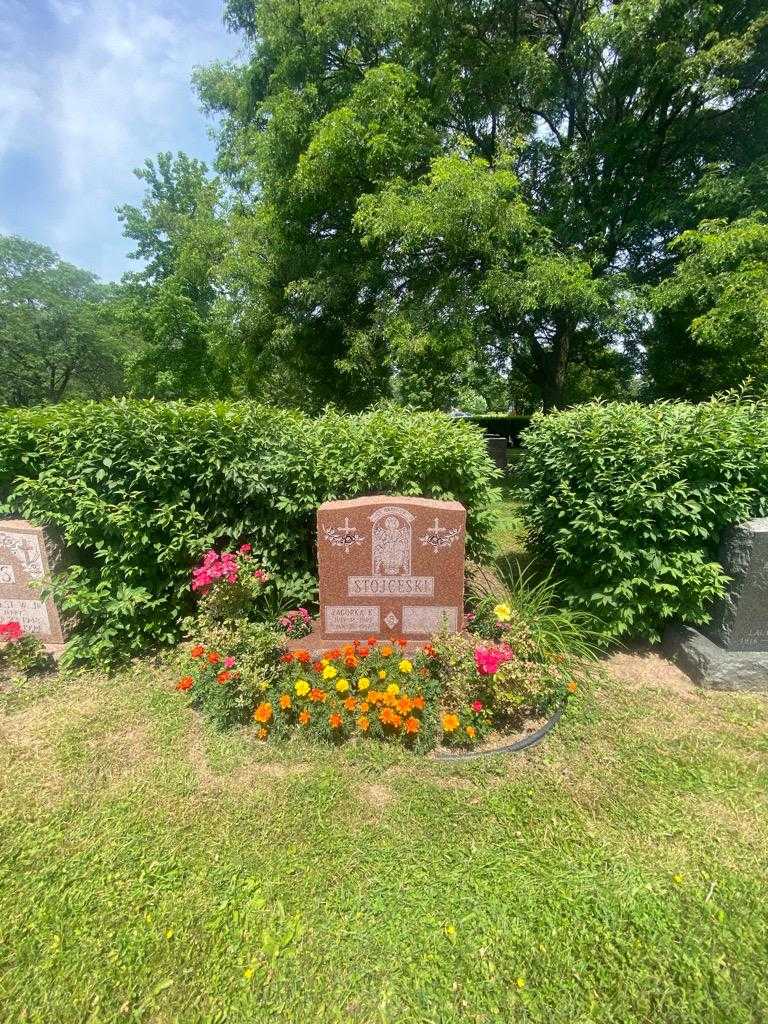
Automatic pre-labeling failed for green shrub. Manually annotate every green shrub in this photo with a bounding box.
[0,400,498,663]
[516,397,768,639]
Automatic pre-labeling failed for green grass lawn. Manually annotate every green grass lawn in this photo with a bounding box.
[2,650,767,1023]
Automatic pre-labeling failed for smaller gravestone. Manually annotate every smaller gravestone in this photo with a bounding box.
[288,495,466,653]
[0,520,66,650]
[665,518,768,691]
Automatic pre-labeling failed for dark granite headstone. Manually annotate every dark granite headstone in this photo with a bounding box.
[706,519,768,652]
[664,518,768,691]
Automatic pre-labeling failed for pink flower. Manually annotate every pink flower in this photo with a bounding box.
[474,644,514,676]
[465,612,476,623]
[471,700,484,712]
[239,543,252,554]
[0,621,23,642]
[223,656,236,669]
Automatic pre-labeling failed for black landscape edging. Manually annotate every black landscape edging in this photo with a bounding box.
[432,701,566,761]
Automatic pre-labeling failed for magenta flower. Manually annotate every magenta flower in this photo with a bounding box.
[239,543,252,554]
[0,621,23,641]
[223,656,236,669]
[474,643,514,676]
[471,700,484,712]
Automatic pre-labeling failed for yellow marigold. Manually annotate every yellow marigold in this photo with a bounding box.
[335,678,350,692]
[386,682,400,696]
[320,658,329,667]
[378,670,387,680]
[398,659,413,674]
[322,665,338,680]
[442,713,460,733]
[357,676,370,691]
[295,679,310,697]
[494,602,512,622]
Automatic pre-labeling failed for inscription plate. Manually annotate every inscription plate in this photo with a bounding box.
[0,519,65,645]
[315,495,466,643]
[325,605,380,634]
[0,598,52,634]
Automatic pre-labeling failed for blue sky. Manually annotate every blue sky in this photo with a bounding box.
[0,0,241,282]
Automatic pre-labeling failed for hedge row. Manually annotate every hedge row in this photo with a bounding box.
[0,401,499,663]
[515,398,768,639]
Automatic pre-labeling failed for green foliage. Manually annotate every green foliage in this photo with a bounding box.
[0,235,127,407]
[515,398,768,640]
[192,0,768,409]
[648,214,768,399]
[0,400,498,664]
[0,634,53,676]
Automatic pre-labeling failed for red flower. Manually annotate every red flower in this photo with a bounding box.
[216,670,232,684]
[176,676,194,691]
[313,660,325,673]
[471,700,484,712]
[190,643,205,658]
[358,646,369,658]
[0,621,23,641]
[294,649,311,663]
[280,652,294,663]
[238,543,252,554]
[367,636,378,647]
[207,651,221,665]
[396,637,407,648]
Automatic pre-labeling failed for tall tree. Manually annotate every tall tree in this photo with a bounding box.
[195,0,768,409]
[0,236,126,407]
[116,152,230,399]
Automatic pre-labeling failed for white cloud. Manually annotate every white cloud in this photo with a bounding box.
[0,0,240,279]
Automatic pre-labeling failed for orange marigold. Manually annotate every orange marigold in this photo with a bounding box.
[358,645,369,658]
[329,712,343,729]
[176,675,194,691]
[298,709,311,726]
[412,695,426,711]
[258,727,269,740]
[309,688,327,703]
[343,696,357,712]
[396,696,413,716]
[325,648,341,661]
[380,644,394,657]
[344,654,358,669]
[279,652,294,663]
[342,644,356,657]
[216,670,232,684]
[359,701,369,713]
[295,649,311,663]
[567,681,578,694]
[442,713,460,733]
[253,702,273,723]
[404,716,420,734]
[279,694,292,710]
[357,715,370,732]
[190,644,204,659]
[466,725,477,739]
[207,651,221,665]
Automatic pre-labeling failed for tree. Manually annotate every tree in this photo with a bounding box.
[647,214,768,399]
[0,235,126,407]
[194,0,768,409]
[116,152,230,399]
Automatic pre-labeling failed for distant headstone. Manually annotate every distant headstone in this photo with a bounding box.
[290,495,466,652]
[664,518,768,691]
[0,520,66,648]
[486,435,508,473]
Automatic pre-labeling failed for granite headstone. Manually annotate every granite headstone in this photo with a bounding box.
[0,519,66,649]
[289,495,466,652]
[664,518,768,691]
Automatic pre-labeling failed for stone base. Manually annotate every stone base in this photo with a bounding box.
[663,625,768,693]
[284,620,428,658]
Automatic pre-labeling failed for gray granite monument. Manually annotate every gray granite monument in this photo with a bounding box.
[664,518,768,691]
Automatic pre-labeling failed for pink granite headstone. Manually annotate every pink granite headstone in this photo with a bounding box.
[0,519,66,650]
[292,496,466,651]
